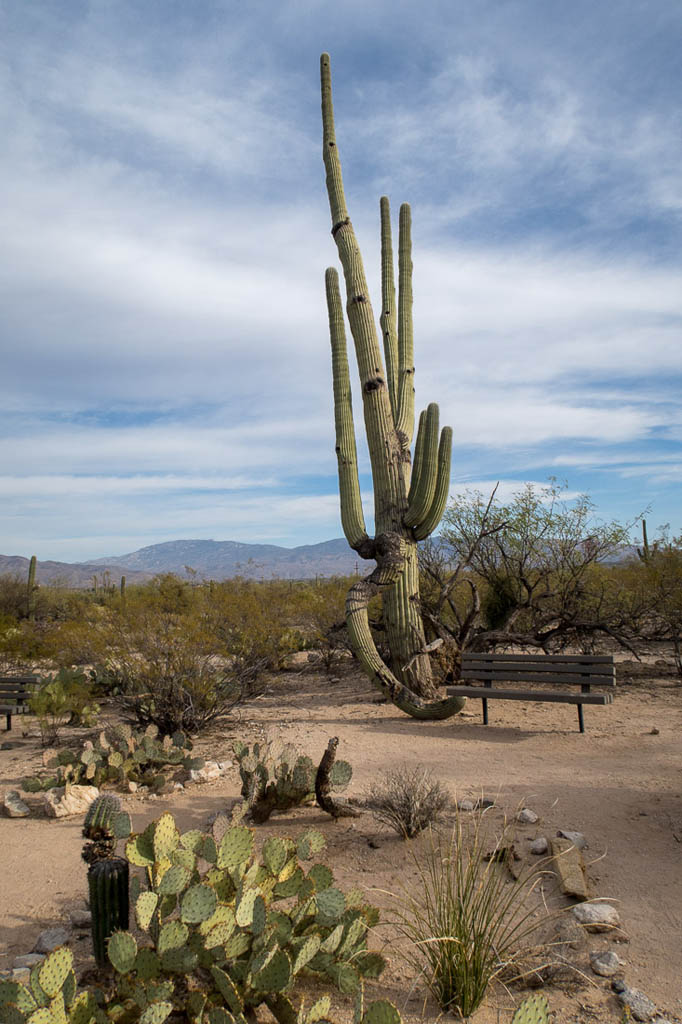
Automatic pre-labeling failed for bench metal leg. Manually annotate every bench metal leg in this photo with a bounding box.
[482,681,492,724]
[578,682,590,733]
[5,712,11,731]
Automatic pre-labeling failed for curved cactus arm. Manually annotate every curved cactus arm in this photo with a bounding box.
[413,426,453,541]
[380,196,399,419]
[346,533,466,721]
[326,267,374,557]
[395,204,415,444]
[404,403,439,528]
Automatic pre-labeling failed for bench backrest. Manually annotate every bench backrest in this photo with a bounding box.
[0,676,40,699]
[461,654,616,687]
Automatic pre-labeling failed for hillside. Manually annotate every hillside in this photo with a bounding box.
[0,538,365,587]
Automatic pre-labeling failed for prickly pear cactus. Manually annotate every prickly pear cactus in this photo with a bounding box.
[102,809,386,1023]
[234,738,352,824]
[511,994,550,1024]
[22,726,202,795]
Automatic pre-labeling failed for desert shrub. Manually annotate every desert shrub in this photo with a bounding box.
[391,809,547,1018]
[28,667,100,745]
[101,609,261,734]
[365,765,450,838]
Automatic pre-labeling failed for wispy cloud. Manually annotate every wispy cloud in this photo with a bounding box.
[0,0,680,560]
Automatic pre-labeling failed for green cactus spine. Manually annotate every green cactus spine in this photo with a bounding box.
[88,856,130,966]
[320,54,465,721]
[27,554,37,619]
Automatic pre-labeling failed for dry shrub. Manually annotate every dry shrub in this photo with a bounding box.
[365,764,451,837]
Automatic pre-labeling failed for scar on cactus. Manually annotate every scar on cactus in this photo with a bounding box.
[321,53,465,722]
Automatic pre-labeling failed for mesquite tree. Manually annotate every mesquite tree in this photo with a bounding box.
[321,53,465,721]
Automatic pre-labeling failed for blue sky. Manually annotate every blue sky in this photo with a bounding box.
[1,0,680,562]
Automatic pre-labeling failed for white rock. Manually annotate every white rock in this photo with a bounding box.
[557,829,588,849]
[42,785,99,818]
[517,808,539,824]
[34,927,70,953]
[173,782,184,791]
[530,837,549,855]
[4,790,30,817]
[190,761,221,783]
[457,799,476,811]
[571,902,621,931]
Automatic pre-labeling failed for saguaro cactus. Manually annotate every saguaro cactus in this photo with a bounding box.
[27,555,37,620]
[321,54,465,721]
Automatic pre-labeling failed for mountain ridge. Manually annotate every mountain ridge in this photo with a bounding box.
[0,538,365,587]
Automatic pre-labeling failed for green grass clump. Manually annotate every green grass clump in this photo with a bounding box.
[391,808,548,1019]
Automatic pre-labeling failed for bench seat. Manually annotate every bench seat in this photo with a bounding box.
[446,654,616,732]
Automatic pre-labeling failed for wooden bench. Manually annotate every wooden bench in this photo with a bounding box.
[446,653,616,733]
[0,676,40,731]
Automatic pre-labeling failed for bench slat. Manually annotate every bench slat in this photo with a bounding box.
[462,660,614,677]
[461,670,616,686]
[447,686,614,706]
[462,653,614,664]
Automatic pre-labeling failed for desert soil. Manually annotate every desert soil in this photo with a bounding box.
[1,656,681,1023]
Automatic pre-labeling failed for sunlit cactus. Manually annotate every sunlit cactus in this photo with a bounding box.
[320,53,465,721]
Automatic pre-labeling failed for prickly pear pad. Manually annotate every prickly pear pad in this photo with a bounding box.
[37,947,72,998]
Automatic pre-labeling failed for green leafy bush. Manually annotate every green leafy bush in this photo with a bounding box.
[28,668,100,745]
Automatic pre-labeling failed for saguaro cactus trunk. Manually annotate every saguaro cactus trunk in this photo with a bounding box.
[321,54,465,721]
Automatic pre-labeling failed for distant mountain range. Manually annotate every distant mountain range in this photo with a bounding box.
[0,538,367,588]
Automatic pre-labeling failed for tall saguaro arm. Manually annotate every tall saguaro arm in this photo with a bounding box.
[320,54,465,721]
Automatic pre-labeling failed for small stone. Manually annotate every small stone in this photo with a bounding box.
[553,915,587,951]
[173,782,184,791]
[530,837,548,855]
[572,902,621,931]
[4,790,30,817]
[650,727,660,735]
[589,950,620,976]
[69,909,92,928]
[457,799,476,812]
[34,927,70,953]
[42,785,99,818]
[367,838,381,849]
[11,968,30,984]
[556,829,588,849]
[127,781,138,793]
[612,982,657,1021]
[13,953,45,969]
[517,808,539,824]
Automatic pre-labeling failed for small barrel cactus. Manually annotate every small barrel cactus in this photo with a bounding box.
[88,856,130,967]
